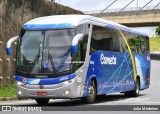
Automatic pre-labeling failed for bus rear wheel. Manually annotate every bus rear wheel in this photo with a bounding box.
[35,99,49,106]
[81,80,96,104]
[124,78,140,97]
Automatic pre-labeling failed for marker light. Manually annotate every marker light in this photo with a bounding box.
[17,81,25,86]
[76,76,82,82]
[64,81,69,85]
[17,90,22,95]
[62,80,70,86]
[64,90,70,95]
[62,78,75,86]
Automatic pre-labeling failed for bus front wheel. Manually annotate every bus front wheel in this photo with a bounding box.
[35,99,49,106]
[125,78,140,97]
[81,80,96,104]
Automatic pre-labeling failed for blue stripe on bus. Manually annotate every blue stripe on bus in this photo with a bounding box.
[22,23,74,30]
[15,73,76,85]
[71,45,78,55]
[6,47,11,55]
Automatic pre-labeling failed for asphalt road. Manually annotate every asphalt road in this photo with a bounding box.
[0,55,160,109]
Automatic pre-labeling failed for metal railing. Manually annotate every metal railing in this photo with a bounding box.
[83,5,160,14]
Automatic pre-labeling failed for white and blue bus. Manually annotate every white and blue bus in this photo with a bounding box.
[6,15,150,105]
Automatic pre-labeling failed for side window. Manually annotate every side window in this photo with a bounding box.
[79,35,88,61]
[144,36,150,54]
[119,31,132,53]
[119,38,128,53]
[127,34,149,54]
[90,25,120,55]
[73,35,88,71]
[76,24,89,34]
[138,35,149,54]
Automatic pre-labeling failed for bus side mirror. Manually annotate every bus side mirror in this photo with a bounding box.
[6,36,19,56]
[71,34,84,55]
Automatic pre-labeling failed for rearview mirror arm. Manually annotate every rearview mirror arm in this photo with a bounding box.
[6,36,19,55]
[71,34,84,55]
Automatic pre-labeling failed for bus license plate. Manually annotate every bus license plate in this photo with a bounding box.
[37,92,47,96]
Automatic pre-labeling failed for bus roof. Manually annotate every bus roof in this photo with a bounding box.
[23,15,148,36]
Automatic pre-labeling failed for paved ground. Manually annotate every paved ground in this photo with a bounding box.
[0,55,160,109]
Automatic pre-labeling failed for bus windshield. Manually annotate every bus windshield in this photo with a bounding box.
[16,29,75,77]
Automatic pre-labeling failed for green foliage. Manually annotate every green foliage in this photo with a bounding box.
[127,35,149,54]
[156,26,160,36]
[150,37,160,52]
[0,84,16,97]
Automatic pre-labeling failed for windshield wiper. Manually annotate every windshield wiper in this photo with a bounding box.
[28,45,41,73]
[48,53,58,76]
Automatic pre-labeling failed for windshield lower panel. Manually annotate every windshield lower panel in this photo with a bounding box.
[16,29,75,78]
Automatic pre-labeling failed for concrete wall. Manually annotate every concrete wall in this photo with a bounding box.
[0,0,82,87]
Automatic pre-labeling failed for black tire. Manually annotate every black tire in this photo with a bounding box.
[124,78,140,97]
[124,91,131,97]
[96,94,106,99]
[35,99,49,106]
[81,80,96,104]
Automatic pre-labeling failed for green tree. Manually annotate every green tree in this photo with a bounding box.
[156,26,160,36]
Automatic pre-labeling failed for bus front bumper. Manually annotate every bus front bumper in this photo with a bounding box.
[16,80,83,99]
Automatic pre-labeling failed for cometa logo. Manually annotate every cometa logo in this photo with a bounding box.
[100,53,117,65]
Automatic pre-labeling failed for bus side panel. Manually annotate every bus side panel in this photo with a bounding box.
[135,54,150,90]
[83,51,135,96]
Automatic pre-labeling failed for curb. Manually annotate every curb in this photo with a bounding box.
[0,96,31,101]
[0,96,18,101]
[151,51,160,55]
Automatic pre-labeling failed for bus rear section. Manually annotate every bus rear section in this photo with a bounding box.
[82,25,150,99]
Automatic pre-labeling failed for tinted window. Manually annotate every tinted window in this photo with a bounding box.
[90,25,120,54]
[119,31,149,54]
[73,35,88,71]
[76,24,89,34]
[127,35,149,54]
[16,29,75,75]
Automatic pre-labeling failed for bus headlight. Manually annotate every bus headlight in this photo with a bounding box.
[17,81,25,86]
[62,78,75,86]
[62,81,69,86]
[64,90,70,95]
[17,90,22,95]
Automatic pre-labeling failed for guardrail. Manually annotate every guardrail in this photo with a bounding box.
[83,5,160,14]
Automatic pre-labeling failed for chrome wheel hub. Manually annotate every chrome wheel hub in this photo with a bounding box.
[88,85,95,99]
